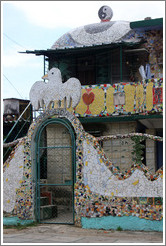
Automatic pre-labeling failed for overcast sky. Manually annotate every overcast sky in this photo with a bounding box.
[2,1,165,101]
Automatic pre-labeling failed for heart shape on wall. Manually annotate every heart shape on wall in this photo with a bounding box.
[82,89,95,114]
[82,92,95,106]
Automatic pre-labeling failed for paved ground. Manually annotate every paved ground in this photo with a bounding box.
[3,224,164,244]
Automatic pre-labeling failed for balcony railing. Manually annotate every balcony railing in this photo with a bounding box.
[48,78,163,117]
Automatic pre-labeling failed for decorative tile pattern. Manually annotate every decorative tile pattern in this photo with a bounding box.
[3,140,25,213]
[153,87,163,105]
[82,139,162,197]
[80,197,163,221]
[14,138,33,219]
[97,133,163,143]
[74,130,163,225]
[52,20,131,49]
[72,79,163,117]
[3,109,163,226]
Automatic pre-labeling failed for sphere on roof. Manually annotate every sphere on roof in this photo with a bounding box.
[98,5,113,22]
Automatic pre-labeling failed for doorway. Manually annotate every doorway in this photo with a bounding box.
[35,118,76,224]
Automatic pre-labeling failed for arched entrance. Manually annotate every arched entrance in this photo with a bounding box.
[35,118,76,224]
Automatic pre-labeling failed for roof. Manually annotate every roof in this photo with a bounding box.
[51,20,134,49]
[3,98,30,102]
[50,17,163,50]
[21,17,162,57]
[130,18,163,31]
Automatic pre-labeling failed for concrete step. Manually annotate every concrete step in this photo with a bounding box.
[40,205,57,220]
[40,197,49,206]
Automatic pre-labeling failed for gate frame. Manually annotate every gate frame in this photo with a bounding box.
[34,117,76,224]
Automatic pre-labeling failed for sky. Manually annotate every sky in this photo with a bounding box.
[2,1,165,101]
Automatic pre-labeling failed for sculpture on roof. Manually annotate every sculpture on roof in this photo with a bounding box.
[98,5,113,22]
[29,67,81,110]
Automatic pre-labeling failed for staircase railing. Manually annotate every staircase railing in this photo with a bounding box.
[3,102,32,143]
[3,102,32,162]
[3,115,32,162]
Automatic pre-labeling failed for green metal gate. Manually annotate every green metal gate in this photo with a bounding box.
[35,118,76,224]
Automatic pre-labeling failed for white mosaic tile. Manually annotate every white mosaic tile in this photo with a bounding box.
[29,67,81,110]
[83,140,163,197]
[3,144,24,213]
[52,20,131,48]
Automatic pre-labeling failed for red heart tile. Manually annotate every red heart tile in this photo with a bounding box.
[82,92,95,106]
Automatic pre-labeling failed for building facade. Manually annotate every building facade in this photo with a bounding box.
[3,6,163,231]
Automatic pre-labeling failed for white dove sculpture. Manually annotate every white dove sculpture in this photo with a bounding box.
[29,67,81,110]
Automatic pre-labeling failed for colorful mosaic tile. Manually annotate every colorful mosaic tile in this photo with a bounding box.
[3,140,25,214]
[3,108,163,225]
[71,79,163,117]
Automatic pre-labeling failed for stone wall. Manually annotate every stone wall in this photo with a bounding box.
[102,122,136,172]
[146,129,156,174]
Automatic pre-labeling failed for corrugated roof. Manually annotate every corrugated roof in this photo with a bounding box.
[22,40,141,57]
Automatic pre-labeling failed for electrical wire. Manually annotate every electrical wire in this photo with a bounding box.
[3,74,24,99]
[3,33,26,49]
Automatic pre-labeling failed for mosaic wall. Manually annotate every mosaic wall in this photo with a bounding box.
[3,137,33,219]
[50,79,162,117]
[3,109,163,230]
[138,29,163,79]
[74,130,163,226]
[14,138,33,219]
[3,140,25,214]
[83,139,162,197]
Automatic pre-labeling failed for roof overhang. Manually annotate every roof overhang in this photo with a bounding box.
[20,41,141,57]
[79,114,163,124]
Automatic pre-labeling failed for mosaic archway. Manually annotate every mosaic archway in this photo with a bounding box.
[18,109,85,223]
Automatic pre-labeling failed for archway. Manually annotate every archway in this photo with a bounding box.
[35,118,76,224]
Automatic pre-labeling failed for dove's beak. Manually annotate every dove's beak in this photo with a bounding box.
[42,74,48,79]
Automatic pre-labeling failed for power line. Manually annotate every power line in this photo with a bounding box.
[3,74,24,99]
[3,33,26,49]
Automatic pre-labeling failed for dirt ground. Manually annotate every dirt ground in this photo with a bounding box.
[3,224,164,244]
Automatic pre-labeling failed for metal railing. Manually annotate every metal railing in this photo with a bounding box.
[3,102,32,162]
[3,102,32,143]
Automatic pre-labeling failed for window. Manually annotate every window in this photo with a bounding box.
[76,56,95,85]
